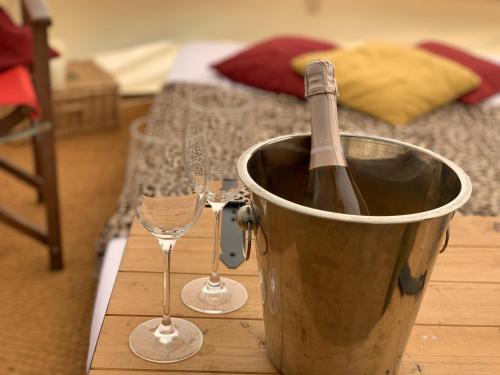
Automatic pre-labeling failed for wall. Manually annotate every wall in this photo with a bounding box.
[2,0,500,58]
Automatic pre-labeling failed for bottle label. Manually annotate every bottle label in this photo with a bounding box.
[309,95,347,169]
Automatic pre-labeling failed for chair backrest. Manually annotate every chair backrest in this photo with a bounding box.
[21,0,52,122]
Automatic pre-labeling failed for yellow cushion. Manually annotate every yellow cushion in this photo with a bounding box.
[291,42,481,125]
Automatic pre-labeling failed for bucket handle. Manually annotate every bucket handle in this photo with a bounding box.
[236,204,255,261]
[439,228,450,254]
[439,212,455,254]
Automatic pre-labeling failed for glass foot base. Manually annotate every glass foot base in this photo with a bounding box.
[129,317,203,363]
[181,277,248,314]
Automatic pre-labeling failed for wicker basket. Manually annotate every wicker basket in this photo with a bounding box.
[52,60,119,136]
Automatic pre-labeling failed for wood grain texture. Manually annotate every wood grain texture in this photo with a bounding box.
[91,318,500,373]
[119,236,257,275]
[107,272,500,327]
[108,272,262,319]
[91,316,276,373]
[90,357,500,375]
[432,247,500,282]
[129,211,500,246]
[401,355,500,375]
[406,325,500,356]
[449,216,500,247]
[89,371,276,375]
[90,372,218,375]
[416,282,500,326]
[121,226,499,279]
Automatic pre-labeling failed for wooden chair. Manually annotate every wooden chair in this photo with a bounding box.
[0,0,63,270]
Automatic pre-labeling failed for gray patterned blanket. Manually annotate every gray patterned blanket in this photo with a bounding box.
[98,83,500,251]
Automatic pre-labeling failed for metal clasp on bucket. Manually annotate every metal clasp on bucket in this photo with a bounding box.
[236,204,259,260]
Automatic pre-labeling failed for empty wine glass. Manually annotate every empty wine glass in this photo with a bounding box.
[181,88,255,314]
[127,116,207,363]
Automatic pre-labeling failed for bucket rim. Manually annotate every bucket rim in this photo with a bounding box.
[237,133,472,224]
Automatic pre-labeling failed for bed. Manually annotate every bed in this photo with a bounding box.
[86,41,500,371]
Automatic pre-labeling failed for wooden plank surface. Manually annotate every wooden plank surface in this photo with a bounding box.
[89,371,228,375]
[432,247,500,283]
[89,371,273,375]
[90,357,500,375]
[107,272,500,326]
[92,316,276,373]
[129,211,500,246]
[406,325,500,356]
[107,272,262,319]
[416,282,500,326]
[89,372,274,375]
[92,318,500,373]
[91,212,500,374]
[120,235,258,275]
[400,355,500,375]
[118,240,499,282]
[448,216,500,247]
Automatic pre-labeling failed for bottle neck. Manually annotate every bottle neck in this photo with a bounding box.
[308,92,347,170]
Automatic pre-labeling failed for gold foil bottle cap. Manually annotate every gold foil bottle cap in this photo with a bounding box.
[304,59,338,98]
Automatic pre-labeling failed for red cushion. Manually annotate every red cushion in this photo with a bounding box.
[0,66,40,118]
[418,41,500,104]
[0,8,59,73]
[212,36,336,98]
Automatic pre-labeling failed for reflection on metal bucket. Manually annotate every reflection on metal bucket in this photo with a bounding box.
[237,133,471,375]
[267,270,280,314]
[258,269,266,305]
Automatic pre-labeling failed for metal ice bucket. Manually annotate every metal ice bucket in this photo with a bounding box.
[237,133,471,375]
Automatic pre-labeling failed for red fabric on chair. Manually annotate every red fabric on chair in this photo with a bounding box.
[212,36,336,98]
[418,41,500,104]
[0,7,59,72]
[0,65,40,118]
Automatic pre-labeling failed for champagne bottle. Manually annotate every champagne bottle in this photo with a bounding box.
[302,60,369,215]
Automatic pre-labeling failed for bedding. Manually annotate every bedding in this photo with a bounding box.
[212,36,336,98]
[291,42,481,125]
[101,82,499,247]
[418,41,500,104]
[166,41,246,87]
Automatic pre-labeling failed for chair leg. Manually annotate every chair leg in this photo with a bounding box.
[38,129,63,270]
[32,129,45,203]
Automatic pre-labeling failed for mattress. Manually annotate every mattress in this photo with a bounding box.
[166,41,246,87]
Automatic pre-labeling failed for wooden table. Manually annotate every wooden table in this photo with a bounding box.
[89,210,500,374]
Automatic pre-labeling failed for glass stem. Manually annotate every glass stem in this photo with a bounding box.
[158,239,176,332]
[208,207,223,287]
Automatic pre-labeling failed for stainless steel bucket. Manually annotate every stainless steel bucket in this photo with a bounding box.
[237,133,471,375]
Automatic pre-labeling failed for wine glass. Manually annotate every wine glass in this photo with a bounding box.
[127,116,207,363]
[181,87,255,314]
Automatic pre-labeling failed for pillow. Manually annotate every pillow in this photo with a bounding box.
[166,41,245,88]
[212,36,336,98]
[0,8,59,72]
[418,41,500,104]
[291,42,481,125]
